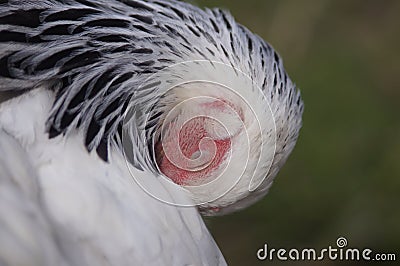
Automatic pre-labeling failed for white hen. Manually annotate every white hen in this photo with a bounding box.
[0,0,303,265]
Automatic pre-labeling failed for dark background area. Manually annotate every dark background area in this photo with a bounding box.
[195,0,400,265]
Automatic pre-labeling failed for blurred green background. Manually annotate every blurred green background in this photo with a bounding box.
[195,0,400,265]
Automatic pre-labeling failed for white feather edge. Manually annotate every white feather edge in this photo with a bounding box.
[0,88,226,266]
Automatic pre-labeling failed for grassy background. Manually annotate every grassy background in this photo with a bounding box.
[195,0,400,265]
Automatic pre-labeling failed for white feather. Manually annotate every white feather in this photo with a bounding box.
[0,89,226,266]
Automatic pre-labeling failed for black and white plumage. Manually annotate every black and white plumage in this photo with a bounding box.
[0,0,303,265]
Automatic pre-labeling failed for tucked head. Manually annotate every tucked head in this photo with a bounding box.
[134,60,303,216]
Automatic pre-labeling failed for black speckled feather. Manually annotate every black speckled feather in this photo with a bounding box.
[0,0,303,165]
